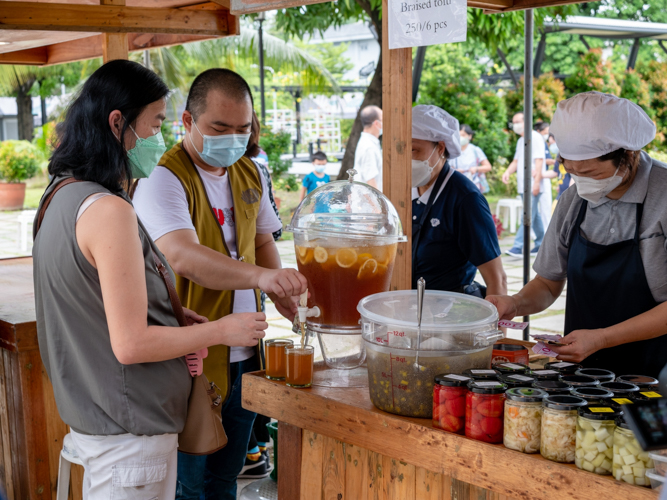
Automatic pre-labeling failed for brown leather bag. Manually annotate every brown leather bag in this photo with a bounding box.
[36,177,227,455]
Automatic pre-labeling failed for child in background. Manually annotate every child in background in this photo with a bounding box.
[299,150,330,202]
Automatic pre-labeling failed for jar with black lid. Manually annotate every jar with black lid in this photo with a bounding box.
[570,387,615,404]
[575,368,615,383]
[533,379,572,395]
[560,374,600,388]
[540,395,587,463]
[615,374,659,390]
[499,373,537,389]
[544,361,582,375]
[462,368,498,380]
[493,362,530,375]
[575,405,623,475]
[529,368,560,381]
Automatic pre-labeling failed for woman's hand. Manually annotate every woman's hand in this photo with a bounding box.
[501,170,511,185]
[215,312,268,347]
[485,295,518,320]
[184,308,209,326]
[549,329,607,362]
[470,166,478,175]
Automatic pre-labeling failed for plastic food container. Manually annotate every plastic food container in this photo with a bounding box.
[650,451,667,476]
[360,290,502,417]
[504,388,547,453]
[575,405,622,475]
[647,470,665,492]
[493,362,530,375]
[465,381,507,444]
[499,373,536,389]
[570,387,615,404]
[265,339,293,380]
[432,374,471,434]
[544,361,582,375]
[529,369,561,381]
[560,374,600,388]
[540,395,587,463]
[616,374,659,390]
[463,368,499,380]
[286,170,407,369]
[533,380,572,396]
[575,368,616,383]
[613,422,654,486]
[492,343,529,365]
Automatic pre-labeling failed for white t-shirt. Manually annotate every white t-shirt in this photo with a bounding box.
[353,132,383,190]
[514,130,548,194]
[133,164,282,363]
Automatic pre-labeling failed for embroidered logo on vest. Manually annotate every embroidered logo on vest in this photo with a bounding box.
[241,188,260,204]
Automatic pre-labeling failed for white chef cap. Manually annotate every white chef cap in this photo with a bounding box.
[412,105,462,160]
[551,91,656,161]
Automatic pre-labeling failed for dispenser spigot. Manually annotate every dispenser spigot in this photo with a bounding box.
[297,305,321,324]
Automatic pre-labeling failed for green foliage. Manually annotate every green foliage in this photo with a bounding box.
[504,73,566,123]
[339,118,355,146]
[296,41,354,84]
[161,121,178,151]
[636,61,667,149]
[564,49,620,96]
[32,122,58,162]
[0,141,41,183]
[418,44,510,165]
[259,126,300,191]
[620,70,654,120]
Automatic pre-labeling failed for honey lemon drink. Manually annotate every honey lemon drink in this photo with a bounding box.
[296,243,397,328]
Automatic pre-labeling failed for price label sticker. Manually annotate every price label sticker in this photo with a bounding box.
[509,375,534,382]
[590,407,615,413]
[612,398,633,405]
[388,0,467,49]
[475,381,502,387]
[550,362,575,368]
[444,374,470,381]
[471,370,496,375]
[533,370,558,375]
[500,363,524,370]
[640,391,663,398]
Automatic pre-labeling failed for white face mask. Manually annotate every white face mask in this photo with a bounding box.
[513,123,524,135]
[412,146,439,188]
[571,167,624,204]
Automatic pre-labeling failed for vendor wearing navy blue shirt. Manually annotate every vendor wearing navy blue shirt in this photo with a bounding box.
[411,105,507,298]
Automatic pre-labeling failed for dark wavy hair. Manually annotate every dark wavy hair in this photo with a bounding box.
[49,60,169,193]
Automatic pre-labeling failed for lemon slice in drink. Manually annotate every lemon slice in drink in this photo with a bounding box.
[314,247,328,263]
[297,246,313,265]
[357,258,378,279]
[358,252,373,264]
[335,248,358,268]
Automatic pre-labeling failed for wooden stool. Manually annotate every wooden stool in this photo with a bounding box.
[495,198,523,234]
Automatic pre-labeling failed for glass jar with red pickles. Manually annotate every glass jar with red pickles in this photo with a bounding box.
[433,374,472,434]
[465,381,508,443]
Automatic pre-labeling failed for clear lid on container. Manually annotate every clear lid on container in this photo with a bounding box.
[560,374,601,387]
[285,171,407,244]
[600,381,640,395]
[616,374,659,388]
[506,387,548,402]
[575,368,616,382]
[359,290,501,351]
[543,395,587,410]
[578,404,623,420]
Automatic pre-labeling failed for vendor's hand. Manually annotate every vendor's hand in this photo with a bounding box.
[271,295,299,322]
[215,312,268,347]
[549,329,607,363]
[184,308,209,326]
[485,295,518,320]
[501,171,511,185]
[258,268,308,299]
[532,183,540,196]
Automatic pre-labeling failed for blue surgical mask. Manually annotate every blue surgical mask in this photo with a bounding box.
[126,124,166,179]
[191,120,250,168]
[315,165,326,174]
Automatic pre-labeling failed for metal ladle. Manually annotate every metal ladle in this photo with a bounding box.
[414,277,425,371]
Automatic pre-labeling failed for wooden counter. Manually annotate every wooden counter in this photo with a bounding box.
[0,257,83,500]
[242,371,658,500]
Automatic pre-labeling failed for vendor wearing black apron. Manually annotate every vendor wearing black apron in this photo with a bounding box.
[411,105,507,298]
[487,92,667,378]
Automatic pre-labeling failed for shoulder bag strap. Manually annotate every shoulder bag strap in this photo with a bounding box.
[34,177,80,236]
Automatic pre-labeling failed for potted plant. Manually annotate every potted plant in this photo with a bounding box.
[0,140,41,211]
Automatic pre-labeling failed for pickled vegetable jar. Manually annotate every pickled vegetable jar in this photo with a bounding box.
[570,387,614,404]
[432,373,471,434]
[575,368,615,383]
[503,388,547,454]
[465,381,507,443]
[544,361,582,375]
[613,422,653,486]
[540,395,587,463]
[600,382,639,408]
[560,375,600,388]
[463,368,498,380]
[529,369,560,381]
[533,380,572,396]
[493,362,529,375]
[499,373,536,389]
[575,405,622,475]
[616,374,659,390]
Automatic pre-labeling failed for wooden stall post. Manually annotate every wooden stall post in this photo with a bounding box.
[101,0,129,62]
[381,0,413,292]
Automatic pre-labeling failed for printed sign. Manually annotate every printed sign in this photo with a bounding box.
[388,0,467,49]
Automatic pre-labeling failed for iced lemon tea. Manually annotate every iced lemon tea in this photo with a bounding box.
[286,345,314,388]
[265,339,293,380]
[295,243,397,329]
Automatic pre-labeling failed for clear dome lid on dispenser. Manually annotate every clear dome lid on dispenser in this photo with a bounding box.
[285,169,407,244]
[286,170,407,335]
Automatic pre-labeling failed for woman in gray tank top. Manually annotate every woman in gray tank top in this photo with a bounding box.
[33,60,269,500]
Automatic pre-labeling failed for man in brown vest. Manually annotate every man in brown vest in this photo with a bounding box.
[133,69,307,500]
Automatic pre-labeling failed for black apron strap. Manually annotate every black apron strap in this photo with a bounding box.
[634,202,644,243]
[412,163,450,263]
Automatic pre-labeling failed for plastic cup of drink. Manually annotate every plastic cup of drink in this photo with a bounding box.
[265,339,294,381]
[286,345,315,388]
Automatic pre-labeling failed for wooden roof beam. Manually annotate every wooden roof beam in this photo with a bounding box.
[0,2,231,36]
[0,46,47,64]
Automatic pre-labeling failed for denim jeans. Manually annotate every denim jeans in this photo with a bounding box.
[513,193,545,250]
[176,354,259,500]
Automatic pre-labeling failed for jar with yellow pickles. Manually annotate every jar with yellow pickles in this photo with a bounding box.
[613,420,654,486]
[575,405,622,475]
